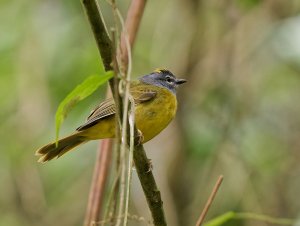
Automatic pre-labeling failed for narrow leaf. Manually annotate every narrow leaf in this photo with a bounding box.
[55,71,113,142]
[204,212,236,226]
[204,211,294,226]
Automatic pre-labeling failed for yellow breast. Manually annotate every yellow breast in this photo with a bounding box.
[81,85,177,143]
[134,87,177,142]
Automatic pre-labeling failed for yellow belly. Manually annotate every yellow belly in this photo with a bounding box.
[82,87,177,143]
[135,88,177,142]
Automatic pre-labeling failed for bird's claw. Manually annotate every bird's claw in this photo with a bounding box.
[146,158,153,173]
[134,129,144,146]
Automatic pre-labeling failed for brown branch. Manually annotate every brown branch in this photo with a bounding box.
[82,0,113,71]
[84,140,113,226]
[81,1,114,225]
[120,1,167,225]
[119,0,146,67]
[133,145,167,226]
[196,175,224,226]
[82,0,167,225]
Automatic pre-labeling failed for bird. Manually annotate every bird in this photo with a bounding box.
[35,69,186,162]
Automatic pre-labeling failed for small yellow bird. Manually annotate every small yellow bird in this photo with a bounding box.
[36,69,186,162]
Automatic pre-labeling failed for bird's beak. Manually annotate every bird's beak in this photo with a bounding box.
[176,78,187,85]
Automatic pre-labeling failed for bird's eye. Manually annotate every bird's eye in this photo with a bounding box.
[165,76,172,83]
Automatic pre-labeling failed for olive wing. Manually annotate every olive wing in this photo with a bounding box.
[76,98,116,131]
[76,87,157,132]
[130,85,157,104]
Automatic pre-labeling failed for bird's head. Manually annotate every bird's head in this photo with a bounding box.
[140,69,186,94]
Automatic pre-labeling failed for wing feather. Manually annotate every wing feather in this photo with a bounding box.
[76,98,116,131]
[76,85,157,131]
[130,85,157,104]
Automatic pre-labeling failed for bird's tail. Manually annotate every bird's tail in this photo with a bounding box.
[35,133,86,163]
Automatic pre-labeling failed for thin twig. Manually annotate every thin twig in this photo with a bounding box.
[115,7,135,226]
[118,1,168,225]
[196,175,224,226]
[116,85,128,226]
[133,145,167,226]
[82,0,168,225]
[93,213,152,225]
[119,0,145,67]
[124,96,135,226]
[114,6,131,224]
[101,166,121,226]
[81,0,114,225]
[110,27,123,226]
[82,0,113,71]
[84,140,113,226]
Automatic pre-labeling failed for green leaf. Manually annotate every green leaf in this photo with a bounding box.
[235,212,294,225]
[235,0,262,9]
[55,71,113,142]
[204,212,236,226]
[204,212,294,226]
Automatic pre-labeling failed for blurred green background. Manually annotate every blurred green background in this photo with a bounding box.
[1,0,300,225]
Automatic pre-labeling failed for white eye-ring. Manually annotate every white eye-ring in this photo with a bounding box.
[165,76,172,83]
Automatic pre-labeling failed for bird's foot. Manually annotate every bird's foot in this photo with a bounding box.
[146,158,153,173]
[134,129,144,146]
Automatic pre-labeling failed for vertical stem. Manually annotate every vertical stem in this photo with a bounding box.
[196,175,224,226]
[84,140,113,226]
[81,1,113,225]
[82,0,168,225]
[82,0,113,71]
[119,0,146,68]
[133,145,167,226]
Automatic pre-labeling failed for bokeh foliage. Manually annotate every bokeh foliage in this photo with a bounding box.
[1,0,300,226]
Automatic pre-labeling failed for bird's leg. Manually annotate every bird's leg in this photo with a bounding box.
[146,158,153,173]
[132,158,153,173]
[133,130,152,172]
[134,129,144,146]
